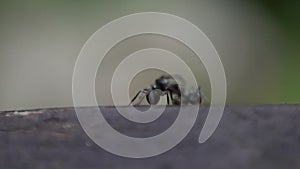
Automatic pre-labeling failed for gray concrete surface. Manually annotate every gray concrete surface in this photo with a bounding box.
[0,105,300,169]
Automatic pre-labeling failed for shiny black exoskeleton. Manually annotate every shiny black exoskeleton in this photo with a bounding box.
[130,75,202,105]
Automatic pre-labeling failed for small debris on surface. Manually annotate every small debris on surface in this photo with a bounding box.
[4,110,45,117]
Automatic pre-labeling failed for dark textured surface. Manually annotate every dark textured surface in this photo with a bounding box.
[1,105,300,169]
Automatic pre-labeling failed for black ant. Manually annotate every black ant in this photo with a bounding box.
[130,75,203,105]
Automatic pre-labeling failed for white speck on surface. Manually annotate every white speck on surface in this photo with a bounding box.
[5,110,45,117]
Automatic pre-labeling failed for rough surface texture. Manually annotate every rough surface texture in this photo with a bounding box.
[1,105,300,169]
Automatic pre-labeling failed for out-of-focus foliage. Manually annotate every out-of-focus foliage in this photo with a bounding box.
[257,0,300,103]
[0,0,299,110]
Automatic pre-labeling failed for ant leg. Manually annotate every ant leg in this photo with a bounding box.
[129,91,141,105]
[169,91,174,105]
[166,92,170,105]
[129,89,149,105]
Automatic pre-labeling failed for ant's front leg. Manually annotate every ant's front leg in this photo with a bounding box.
[129,89,150,105]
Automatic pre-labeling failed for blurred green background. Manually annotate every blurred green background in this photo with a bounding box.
[0,0,299,111]
[258,0,300,103]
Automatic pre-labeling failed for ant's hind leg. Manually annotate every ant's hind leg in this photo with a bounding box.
[169,91,175,105]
